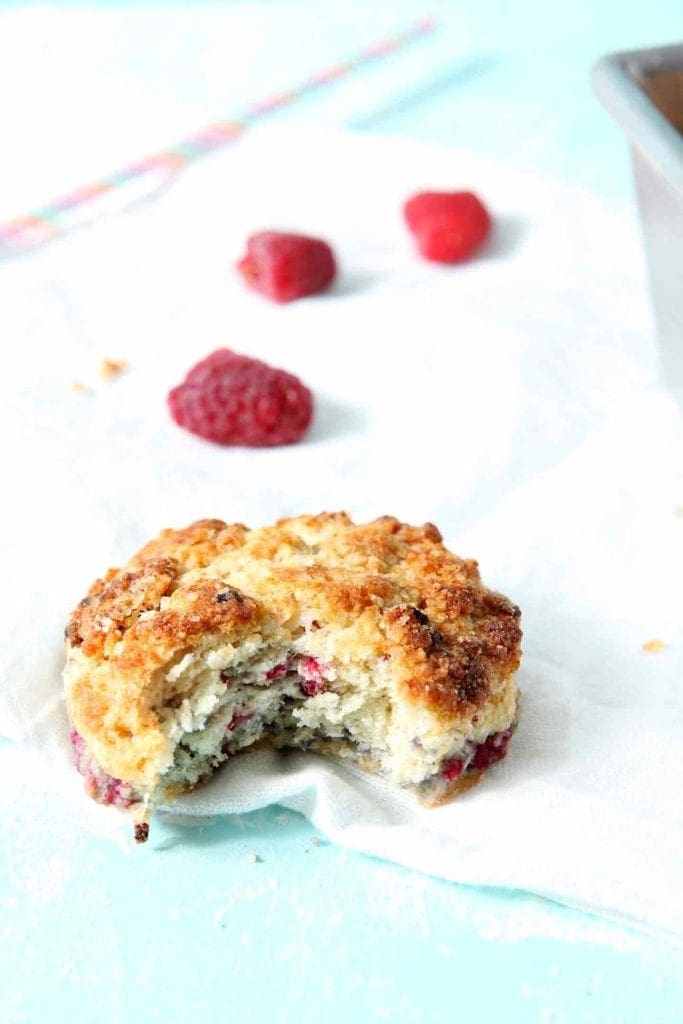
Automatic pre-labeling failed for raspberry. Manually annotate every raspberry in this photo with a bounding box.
[237,231,336,302]
[442,758,464,781]
[468,729,512,772]
[70,728,136,808]
[298,655,329,696]
[442,730,512,781]
[300,678,326,697]
[227,710,253,731]
[403,191,491,263]
[265,662,288,681]
[167,349,313,446]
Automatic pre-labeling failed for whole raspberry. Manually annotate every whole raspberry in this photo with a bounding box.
[167,349,313,446]
[237,231,336,302]
[403,191,491,263]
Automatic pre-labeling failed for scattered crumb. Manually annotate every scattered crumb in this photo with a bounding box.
[642,639,665,653]
[134,822,149,844]
[71,380,89,394]
[310,836,321,847]
[675,504,683,518]
[246,851,261,864]
[98,358,129,381]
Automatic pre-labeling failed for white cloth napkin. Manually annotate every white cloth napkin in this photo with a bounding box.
[2,128,682,944]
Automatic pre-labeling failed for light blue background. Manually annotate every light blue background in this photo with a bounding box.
[2,2,683,1021]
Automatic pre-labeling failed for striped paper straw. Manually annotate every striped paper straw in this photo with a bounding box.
[0,17,435,254]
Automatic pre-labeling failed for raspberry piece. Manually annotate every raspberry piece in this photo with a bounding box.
[265,662,288,681]
[403,191,491,263]
[237,231,336,302]
[468,729,512,772]
[227,710,253,731]
[442,758,464,782]
[167,349,313,446]
[298,655,329,696]
[301,678,326,697]
[70,728,136,808]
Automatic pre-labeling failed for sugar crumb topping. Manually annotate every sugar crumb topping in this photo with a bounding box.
[98,358,129,381]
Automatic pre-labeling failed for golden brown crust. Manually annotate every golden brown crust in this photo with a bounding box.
[420,769,486,807]
[67,558,180,657]
[64,512,521,788]
[131,519,248,571]
[112,579,260,675]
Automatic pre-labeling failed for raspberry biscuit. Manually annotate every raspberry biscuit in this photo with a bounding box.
[64,514,522,839]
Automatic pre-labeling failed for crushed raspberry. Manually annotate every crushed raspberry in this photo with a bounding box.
[468,729,512,772]
[298,655,329,696]
[299,655,323,677]
[301,678,326,697]
[70,728,136,808]
[442,730,512,781]
[237,231,336,303]
[403,191,491,263]
[227,710,253,731]
[219,670,233,686]
[266,662,288,681]
[167,348,313,447]
[442,758,465,781]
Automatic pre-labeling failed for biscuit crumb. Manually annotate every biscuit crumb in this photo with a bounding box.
[642,639,665,653]
[310,836,321,847]
[246,850,260,864]
[71,380,89,394]
[98,358,129,381]
[675,505,683,518]
[134,822,149,843]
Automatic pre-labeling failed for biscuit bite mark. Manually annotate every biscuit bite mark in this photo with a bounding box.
[63,513,522,836]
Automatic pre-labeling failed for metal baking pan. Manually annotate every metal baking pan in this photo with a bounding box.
[593,43,683,403]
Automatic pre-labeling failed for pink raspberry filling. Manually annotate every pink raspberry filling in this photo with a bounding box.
[297,655,330,697]
[265,662,288,681]
[260,654,332,696]
[70,728,138,808]
[226,710,253,731]
[442,758,465,782]
[223,656,331,744]
[468,729,512,772]
[442,728,512,782]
